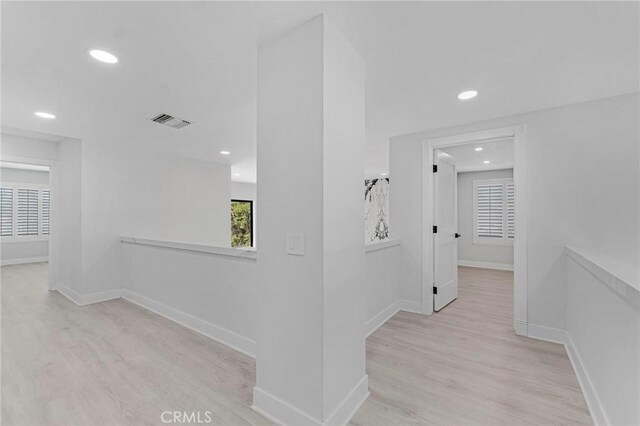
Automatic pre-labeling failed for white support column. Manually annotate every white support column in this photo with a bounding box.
[254,15,368,426]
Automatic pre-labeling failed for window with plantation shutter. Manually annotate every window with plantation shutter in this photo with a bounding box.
[42,189,50,236]
[0,188,13,237]
[17,188,39,236]
[473,178,514,246]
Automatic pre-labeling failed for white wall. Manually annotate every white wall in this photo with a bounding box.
[256,15,367,425]
[77,126,231,296]
[365,244,400,332]
[390,93,639,330]
[123,243,257,355]
[0,167,50,264]
[565,251,639,426]
[457,169,513,267]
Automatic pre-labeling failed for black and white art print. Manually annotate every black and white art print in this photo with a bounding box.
[364,178,389,244]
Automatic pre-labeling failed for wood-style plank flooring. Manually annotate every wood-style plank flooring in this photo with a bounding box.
[1,263,268,426]
[351,267,591,426]
[2,263,591,425]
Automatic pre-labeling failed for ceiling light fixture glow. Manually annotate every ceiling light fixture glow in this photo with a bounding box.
[484,160,490,164]
[220,151,230,155]
[34,111,56,119]
[89,49,118,64]
[475,147,483,151]
[381,172,388,176]
[457,90,478,100]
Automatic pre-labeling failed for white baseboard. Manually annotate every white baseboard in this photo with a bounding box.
[82,288,122,305]
[54,283,121,306]
[458,260,514,271]
[527,323,607,426]
[324,375,370,426]
[252,375,369,426]
[121,289,256,358]
[514,319,528,336]
[398,299,422,314]
[365,301,400,337]
[253,386,322,426]
[55,282,83,305]
[1,256,48,266]
[365,299,429,337]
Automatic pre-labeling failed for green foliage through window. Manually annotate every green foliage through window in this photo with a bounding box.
[231,200,253,247]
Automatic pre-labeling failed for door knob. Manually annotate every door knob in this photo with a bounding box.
[455,233,461,238]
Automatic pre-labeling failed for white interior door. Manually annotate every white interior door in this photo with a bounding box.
[433,149,458,311]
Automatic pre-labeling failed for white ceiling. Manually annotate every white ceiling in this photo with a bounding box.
[2,2,638,182]
[440,139,513,172]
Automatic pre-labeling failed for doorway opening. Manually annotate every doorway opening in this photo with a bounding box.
[423,126,527,335]
[0,160,52,291]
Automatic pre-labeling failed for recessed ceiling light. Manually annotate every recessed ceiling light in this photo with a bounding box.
[34,111,56,119]
[89,49,118,64]
[457,90,478,100]
[381,172,388,176]
[484,160,490,164]
[475,147,483,152]
[220,151,230,155]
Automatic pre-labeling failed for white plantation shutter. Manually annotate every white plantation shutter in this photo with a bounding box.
[17,188,39,236]
[476,183,504,238]
[0,188,13,237]
[507,183,514,239]
[474,179,514,245]
[42,189,50,235]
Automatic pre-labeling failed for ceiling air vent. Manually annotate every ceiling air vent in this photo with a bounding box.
[150,113,192,129]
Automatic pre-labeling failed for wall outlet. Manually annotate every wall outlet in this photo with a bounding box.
[286,232,305,256]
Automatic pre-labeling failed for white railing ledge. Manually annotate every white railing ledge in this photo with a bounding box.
[565,246,639,294]
[365,239,401,253]
[120,237,257,260]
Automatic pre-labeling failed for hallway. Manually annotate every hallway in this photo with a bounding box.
[2,264,591,425]
[352,267,591,425]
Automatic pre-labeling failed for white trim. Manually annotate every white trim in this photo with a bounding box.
[252,375,369,426]
[527,324,608,426]
[121,289,256,358]
[365,300,400,337]
[457,164,514,173]
[82,288,122,305]
[1,256,48,266]
[364,238,400,253]
[565,246,639,295]
[253,387,322,426]
[365,299,429,338]
[55,282,83,305]
[324,375,370,426]
[423,125,527,333]
[458,260,513,271]
[120,236,257,260]
[398,299,423,314]
[53,283,121,306]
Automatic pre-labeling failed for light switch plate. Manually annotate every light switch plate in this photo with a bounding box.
[286,232,305,256]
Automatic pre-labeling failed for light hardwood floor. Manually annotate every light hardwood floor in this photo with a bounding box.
[2,263,591,425]
[351,267,592,426]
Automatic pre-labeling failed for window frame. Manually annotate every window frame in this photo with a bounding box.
[0,183,50,242]
[231,199,254,248]
[472,177,514,247]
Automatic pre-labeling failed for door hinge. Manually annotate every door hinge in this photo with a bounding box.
[432,164,438,173]
[433,286,438,295]
[433,225,437,233]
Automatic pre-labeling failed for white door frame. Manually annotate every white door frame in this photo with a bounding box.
[421,125,528,336]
